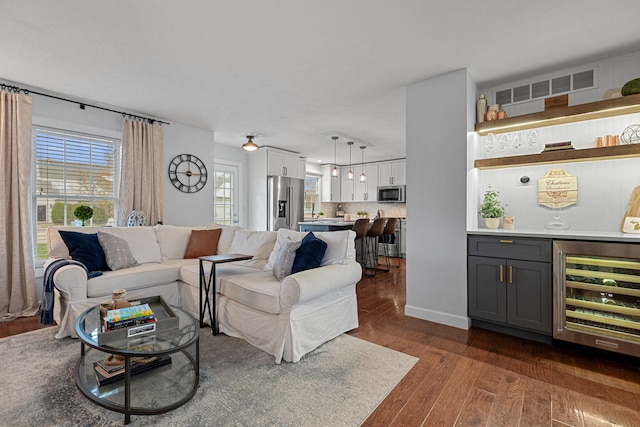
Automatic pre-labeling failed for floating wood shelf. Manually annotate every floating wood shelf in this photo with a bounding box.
[475,93,640,136]
[474,144,640,169]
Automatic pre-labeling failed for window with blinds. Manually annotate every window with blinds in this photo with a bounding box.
[32,126,121,262]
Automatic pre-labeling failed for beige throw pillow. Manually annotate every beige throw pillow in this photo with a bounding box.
[272,238,302,280]
[97,231,138,271]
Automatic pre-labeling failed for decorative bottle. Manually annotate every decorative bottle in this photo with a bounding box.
[476,93,487,123]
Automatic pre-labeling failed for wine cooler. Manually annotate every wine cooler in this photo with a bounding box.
[554,240,640,357]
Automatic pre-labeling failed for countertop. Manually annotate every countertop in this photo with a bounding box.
[299,220,355,226]
[468,228,640,243]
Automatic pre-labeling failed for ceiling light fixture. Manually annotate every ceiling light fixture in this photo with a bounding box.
[242,135,259,152]
[347,141,354,181]
[331,136,339,178]
[359,146,366,183]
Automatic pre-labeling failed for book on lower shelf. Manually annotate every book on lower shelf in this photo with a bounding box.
[93,354,172,387]
[543,141,574,152]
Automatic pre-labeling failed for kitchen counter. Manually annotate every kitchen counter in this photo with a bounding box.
[299,221,355,232]
[468,228,640,243]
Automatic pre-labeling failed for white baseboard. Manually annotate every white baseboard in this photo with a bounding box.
[404,305,471,330]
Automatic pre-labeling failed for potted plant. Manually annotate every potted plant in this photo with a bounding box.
[74,205,94,226]
[478,187,506,229]
[317,211,324,218]
[357,210,368,218]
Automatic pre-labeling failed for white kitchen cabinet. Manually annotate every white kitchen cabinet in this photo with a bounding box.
[353,164,378,201]
[321,164,341,202]
[267,150,302,179]
[378,160,406,186]
[340,166,354,201]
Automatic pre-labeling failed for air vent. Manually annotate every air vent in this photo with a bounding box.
[531,80,549,98]
[492,68,597,106]
[513,85,530,103]
[573,69,594,90]
[552,75,571,94]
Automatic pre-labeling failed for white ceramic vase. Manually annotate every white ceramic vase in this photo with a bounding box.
[484,217,500,229]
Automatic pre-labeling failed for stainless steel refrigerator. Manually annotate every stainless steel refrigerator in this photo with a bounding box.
[267,176,304,231]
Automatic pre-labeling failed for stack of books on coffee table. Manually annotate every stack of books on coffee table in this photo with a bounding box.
[93,349,172,387]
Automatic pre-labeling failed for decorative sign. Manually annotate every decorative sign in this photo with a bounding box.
[622,216,640,234]
[538,168,578,208]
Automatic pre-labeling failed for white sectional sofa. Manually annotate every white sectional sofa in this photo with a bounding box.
[46,224,362,363]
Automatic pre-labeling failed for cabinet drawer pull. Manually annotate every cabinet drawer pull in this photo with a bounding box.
[509,265,513,284]
[499,264,504,282]
[499,239,514,244]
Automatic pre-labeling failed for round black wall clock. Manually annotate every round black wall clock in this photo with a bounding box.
[168,153,207,193]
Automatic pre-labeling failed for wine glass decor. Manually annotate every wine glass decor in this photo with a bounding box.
[538,168,577,231]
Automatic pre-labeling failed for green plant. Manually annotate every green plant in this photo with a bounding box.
[73,205,94,226]
[478,187,506,218]
[357,210,368,217]
[317,211,324,216]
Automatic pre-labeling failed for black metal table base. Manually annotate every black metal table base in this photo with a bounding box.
[199,259,218,335]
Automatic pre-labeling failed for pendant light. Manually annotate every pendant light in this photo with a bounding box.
[242,135,259,152]
[347,141,354,181]
[359,146,367,183]
[331,136,339,178]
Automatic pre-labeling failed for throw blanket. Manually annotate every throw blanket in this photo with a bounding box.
[39,260,102,325]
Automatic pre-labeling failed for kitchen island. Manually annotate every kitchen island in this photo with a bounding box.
[298,220,354,232]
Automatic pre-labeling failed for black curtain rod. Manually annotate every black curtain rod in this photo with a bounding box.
[0,83,170,125]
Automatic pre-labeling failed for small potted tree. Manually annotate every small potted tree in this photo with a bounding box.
[74,205,94,226]
[478,187,506,229]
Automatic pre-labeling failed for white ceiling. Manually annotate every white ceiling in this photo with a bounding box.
[2,1,639,165]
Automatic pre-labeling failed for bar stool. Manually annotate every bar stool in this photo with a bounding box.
[379,217,399,271]
[352,218,370,269]
[365,218,386,276]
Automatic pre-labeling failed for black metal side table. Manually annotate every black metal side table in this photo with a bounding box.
[198,253,253,334]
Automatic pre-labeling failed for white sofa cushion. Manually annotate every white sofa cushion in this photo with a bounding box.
[85,263,180,298]
[220,271,282,314]
[48,226,162,265]
[264,229,356,270]
[227,230,277,270]
[207,223,244,255]
[179,262,262,289]
[315,230,356,266]
[154,224,207,260]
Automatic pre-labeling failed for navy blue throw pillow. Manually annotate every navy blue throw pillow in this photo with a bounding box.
[59,231,108,272]
[291,232,327,274]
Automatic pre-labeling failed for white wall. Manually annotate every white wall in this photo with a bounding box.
[482,51,640,118]
[163,123,216,226]
[405,69,473,329]
[471,51,640,234]
[32,93,217,227]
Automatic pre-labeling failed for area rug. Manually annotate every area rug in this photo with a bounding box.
[0,327,417,426]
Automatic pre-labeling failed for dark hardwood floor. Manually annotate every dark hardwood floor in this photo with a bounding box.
[351,259,640,427]
[2,258,639,426]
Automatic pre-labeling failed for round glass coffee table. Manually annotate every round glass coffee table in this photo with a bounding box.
[75,302,199,424]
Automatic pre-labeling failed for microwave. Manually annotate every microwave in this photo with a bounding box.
[377,185,406,203]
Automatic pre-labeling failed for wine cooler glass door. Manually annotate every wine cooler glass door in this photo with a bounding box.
[554,240,640,357]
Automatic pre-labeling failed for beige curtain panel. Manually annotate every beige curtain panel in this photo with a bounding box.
[0,90,38,321]
[117,118,164,226]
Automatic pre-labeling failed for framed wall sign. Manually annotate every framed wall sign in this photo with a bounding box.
[538,168,577,208]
